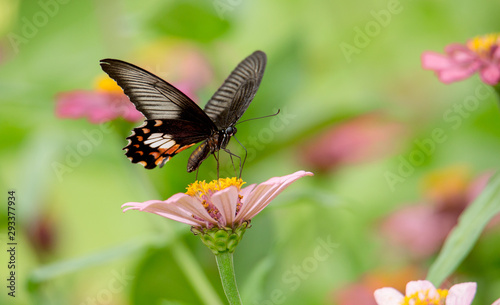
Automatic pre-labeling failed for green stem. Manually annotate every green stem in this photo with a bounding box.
[215,252,243,305]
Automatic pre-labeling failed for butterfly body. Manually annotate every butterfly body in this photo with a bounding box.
[100,51,266,173]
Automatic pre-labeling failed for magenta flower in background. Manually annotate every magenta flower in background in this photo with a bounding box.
[380,167,496,259]
[55,76,143,124]
[374,280,477,305]
[300,113,406,173]
[122,171,313,229]
[56,43,212,124]
[422,33,500,85]
[332,266,422,305]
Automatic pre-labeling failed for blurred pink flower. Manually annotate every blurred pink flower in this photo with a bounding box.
[380,167,495,259]
[122,171,313,229]
[422,33,500,85]
[332,266,422,305]
[26,214,58,257]
[55,76,143,124]
[300,113,406,172]
[374,280,476,305]
[335,283,378,305]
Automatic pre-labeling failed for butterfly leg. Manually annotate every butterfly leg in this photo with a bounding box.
[231,135,248,178]
[223,148,243,178]
[213,150,220,180]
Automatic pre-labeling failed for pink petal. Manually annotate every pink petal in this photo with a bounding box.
[493,45,500,59]
[444,43,472,55]
[55,90,142,123]
[437,66,477,84]
[373,287,404,305]
[122,193,216,227]
[446,282,476,305]
[235,182,275,222]
[406,280,438,298]
[210,186,239,227]
[122,104,144,122]
[479,64,500,85]
[445,44,477,63]
[240,183,256,198]
[235,171,313,222]
[422,52,454,70]
[122,199,202,226]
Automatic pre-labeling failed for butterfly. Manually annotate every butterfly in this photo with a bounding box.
[100,50,266,175]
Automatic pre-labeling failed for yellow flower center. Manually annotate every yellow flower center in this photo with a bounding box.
[95,75,123,93]
[467,33,500,57]
[186,177,245,197]
[401,289,448,305]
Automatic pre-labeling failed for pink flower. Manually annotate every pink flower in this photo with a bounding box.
[122,171,313,229]
[422,33,500,85]
[374,280,476,305]
[300,113,406,172]
[335,283,378,305]
[55,76,143,124]
[380,167,495,259]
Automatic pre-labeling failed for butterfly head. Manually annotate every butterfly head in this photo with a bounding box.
[225,126,237,136]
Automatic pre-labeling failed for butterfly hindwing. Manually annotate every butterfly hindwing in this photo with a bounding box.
[204,51,267,129]
[125,119,212,169]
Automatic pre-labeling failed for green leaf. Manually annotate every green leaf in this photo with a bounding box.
[149,1,231,43]
[426,171,500,286]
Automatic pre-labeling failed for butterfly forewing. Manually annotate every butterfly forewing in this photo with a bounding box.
[100,59,215,126]
[203,51,266,129]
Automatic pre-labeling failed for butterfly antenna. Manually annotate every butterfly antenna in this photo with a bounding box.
[235,109,280,126]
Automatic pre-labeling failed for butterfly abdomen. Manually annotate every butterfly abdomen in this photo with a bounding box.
[187,141,211,172]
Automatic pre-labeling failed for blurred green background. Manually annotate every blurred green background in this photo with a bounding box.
[1,0,500,304]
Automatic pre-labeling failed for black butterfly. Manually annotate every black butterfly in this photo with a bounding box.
[100,50,266,174]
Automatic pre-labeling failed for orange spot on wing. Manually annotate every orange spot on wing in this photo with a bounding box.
[142,128,150,133]
[155,157,165,165]
[155,120,163,126]
[149,151,160,158]
[137,151,144,156]
[175,144,195,153]
[166,144,180,155]
[133,144,140,148]
[137,136,143,141]
[138,161,148,167]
